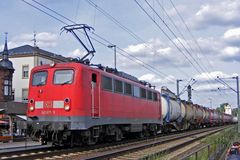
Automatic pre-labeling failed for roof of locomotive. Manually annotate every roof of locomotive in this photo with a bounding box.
[31,62,159,93]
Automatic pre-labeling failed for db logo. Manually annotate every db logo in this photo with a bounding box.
[44,101,53,108]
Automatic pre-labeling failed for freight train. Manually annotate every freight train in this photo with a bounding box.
[27,61,233,146]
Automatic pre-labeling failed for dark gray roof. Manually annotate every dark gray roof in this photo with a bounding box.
[0,45,69,62]
[0,59,14,70]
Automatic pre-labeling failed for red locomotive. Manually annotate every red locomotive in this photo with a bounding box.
[28,62,162,145]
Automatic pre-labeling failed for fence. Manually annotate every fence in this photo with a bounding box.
[181,143,227,160]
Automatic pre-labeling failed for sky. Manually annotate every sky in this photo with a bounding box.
[0,0,240,109]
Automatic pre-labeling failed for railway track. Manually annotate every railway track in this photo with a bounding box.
[0,125,232,160]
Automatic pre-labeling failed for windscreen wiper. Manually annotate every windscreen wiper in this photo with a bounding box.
[36,81,45,86]
[60,80,72,85]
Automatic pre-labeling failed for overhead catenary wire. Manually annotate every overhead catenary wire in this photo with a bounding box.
[85,0,191,78]
[169,0,214,71]
[22,0,68,25]
[166,0,226,95]
[134,0,202,75]
[144,0,212,77]
[145,0,219,86]
[136,0,226,95]
[155,0,211,75]
[22,0,177,84]
[32,0,175,81]
[86,0,148,49]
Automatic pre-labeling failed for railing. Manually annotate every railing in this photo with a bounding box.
[181,143,227,160]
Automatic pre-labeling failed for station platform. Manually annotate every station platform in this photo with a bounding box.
[0,140,43,153]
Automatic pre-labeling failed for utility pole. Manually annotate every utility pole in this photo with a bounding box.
[236,76,240,133]
[217,76,240,133]
[108,45,117,70]
[208,98,212,109]
[176,79,182,98]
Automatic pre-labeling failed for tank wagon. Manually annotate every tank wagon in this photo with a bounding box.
[28,62,162,146]
[160,87,233,132]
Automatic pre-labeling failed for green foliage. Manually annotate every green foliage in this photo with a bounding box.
[232,108,238,116]
[153,126,237,160]
[216,103,227,113]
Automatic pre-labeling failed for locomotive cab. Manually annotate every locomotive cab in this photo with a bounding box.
[28,63,82,144]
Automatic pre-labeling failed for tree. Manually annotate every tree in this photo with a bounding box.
[232,108,238,116]
[216,103,227,113]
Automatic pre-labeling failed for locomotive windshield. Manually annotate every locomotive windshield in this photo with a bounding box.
[54,70,74,85]
[32,71,48,86]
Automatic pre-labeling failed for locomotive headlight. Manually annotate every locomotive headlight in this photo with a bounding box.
[64,98,71,111]
[29,106,35,111]
[64,105,70,111]
[29,99,35,111]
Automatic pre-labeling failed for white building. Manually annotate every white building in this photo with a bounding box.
[0,45,69,102]
[224,103,232,115]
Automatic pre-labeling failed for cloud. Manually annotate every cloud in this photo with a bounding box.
[195,37,222,55]
[68,48,87,58]
[221,46,240,62]
[120,28,240,70]
[125,43,147,55]
[223,27,240,46]
[194,71,238,81]
[194,83,226,92]
[120,38,190,70]
[190,0,240,29]
[224,28,240,39]
[223,47,240,56]
[186,31,240,63]
[139,73,175,87]
[191,71,238,92]
[0,32,59,50]
[167,4,186,17]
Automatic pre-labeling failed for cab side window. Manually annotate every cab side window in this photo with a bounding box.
[92,73,97,83]
[140,88,146,99]
[114,79,123,93]
[102,76,112,91]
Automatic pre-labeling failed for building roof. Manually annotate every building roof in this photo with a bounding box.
[0,45,69,62]
[0,60,14,70]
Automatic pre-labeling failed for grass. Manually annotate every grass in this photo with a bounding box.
[152,125,238,160]
[185,125,238,160]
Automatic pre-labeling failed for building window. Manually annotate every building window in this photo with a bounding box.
[4,80,9,96]
[3,79,12,96]
[12,88,15,100]
[22,65,29,79]
[22,89,28,102]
